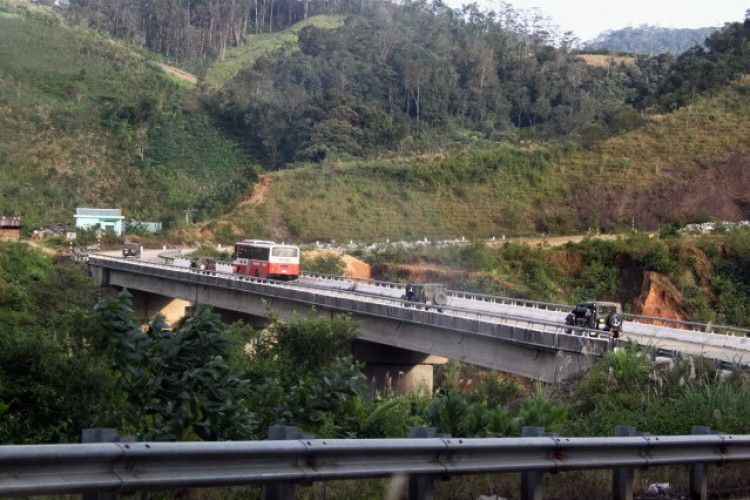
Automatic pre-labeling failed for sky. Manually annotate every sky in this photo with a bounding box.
[461,0,747,41]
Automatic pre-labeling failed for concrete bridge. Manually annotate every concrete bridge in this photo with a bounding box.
[88,256,609,391]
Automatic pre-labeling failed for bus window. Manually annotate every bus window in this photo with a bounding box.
[272,247,298,258]
[250,246,270,261]
[236,246,251,260]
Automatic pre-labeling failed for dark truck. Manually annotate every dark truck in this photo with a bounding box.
[122,243,142,259]
[565,301,623,338]
[401,284,448,309]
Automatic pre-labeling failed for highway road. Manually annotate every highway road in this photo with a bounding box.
[301,277,750,364]
[108,250,750,366]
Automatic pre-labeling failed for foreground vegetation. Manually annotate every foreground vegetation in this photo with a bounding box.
[3,241,750,498]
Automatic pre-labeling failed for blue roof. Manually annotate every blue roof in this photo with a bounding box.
[75,208,122,218]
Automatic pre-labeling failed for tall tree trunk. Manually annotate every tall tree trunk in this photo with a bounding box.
[269,0,274,32]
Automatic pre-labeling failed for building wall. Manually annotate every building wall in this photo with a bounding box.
[75,217,123,236]
[0,228,20,241]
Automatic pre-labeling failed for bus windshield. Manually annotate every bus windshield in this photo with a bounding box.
[272,247,298,258]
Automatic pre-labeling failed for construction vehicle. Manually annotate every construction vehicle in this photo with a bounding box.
[565,301,623,338]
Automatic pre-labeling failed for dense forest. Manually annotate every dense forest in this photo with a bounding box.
[587,25,720,55]
[62,0,750,168]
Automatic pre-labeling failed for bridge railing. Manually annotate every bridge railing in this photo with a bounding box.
[89,255,612,352]
[300,271,750,338]
[154,253,750,338]
[2,430,749,499]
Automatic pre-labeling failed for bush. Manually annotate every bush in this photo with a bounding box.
[301,252,347,275]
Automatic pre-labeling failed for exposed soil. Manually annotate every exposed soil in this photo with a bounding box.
[633,271,689,321]
[238,175,272,207]
[579,54,636,68]
[156,63,198,85]
[24,240,58,255]
[303,250,371,279]
[371,264,467,283]
[498,233,626,248]
[370,264,518,292]
[575,152,750,231]
[545,251,584,277]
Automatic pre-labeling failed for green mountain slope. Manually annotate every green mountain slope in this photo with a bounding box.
[588,25,720,55]
[213,81,750,243]
[204,15,347,88]
[0,1,256,228]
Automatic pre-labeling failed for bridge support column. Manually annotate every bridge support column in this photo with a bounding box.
[353,340,446,397]
[129,290,193,326]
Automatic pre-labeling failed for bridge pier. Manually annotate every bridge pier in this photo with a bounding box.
[353,340,446,396]
[129,289,193,326]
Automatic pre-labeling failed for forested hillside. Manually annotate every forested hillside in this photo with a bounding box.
[0,0,256,228]
[212,81,750,242]
[2,0,750,234]
[587,25,720,55]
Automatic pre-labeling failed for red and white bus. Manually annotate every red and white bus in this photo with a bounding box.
[233,240,300,280]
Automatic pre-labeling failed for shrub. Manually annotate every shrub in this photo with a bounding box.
[302,252,347,275]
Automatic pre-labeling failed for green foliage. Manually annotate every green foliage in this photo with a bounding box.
[301,252,347,275]
[96,291,255,440]
[629,239,677,274]
[566,341,750,436]
[0,243,123,444]
[588,25,720,55]
[0,11,255,227]
[651,20,750,110]
[191,245,233,261]
[255,310,359,385]
[276,357,366,437]
[468,375,522,408]
[518,383,567,432]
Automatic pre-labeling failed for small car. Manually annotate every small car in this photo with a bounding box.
[565,301,623,338]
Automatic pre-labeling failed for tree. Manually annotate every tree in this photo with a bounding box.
[96,290,255,440]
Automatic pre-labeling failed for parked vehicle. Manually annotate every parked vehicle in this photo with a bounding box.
[565,301,623,338]
[232,240,300,280]
[122,243,141,259]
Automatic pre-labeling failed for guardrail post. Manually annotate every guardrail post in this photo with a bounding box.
[263,426,312,500]
[82,428,135,500]
[689,426,711,500]
[521,427,546,500]
[611,426,639,500]
[408,427,449,500]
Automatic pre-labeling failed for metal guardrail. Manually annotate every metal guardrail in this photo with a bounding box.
[2,432,749,498]
[89,256,612,352]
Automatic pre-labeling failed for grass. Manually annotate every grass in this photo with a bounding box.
[216,81,750,243]
[204,15,347,88]
[0,1,255,229]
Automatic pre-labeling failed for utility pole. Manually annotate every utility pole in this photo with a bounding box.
[184,208,192,226]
